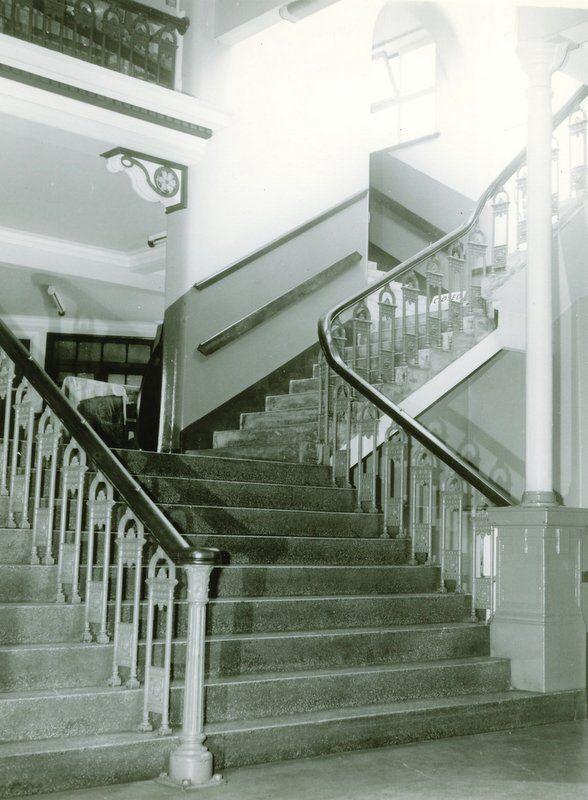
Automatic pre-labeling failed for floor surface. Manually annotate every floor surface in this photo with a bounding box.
[21,720,588,800]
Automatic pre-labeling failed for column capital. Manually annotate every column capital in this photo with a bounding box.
[517,37,572,86]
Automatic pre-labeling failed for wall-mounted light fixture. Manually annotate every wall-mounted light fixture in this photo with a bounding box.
[47,285,66,317]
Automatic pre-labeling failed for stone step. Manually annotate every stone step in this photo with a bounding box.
[289,377,319,394]
[0,657,511,744]
[0,623,489,690]
[163,504,384,539]
[116,450,332,487]
[240,408,318,431]
[0,688,580,796]
[188,533,411,566]
[137,475,356,512]
[0,566,56,603]
[213,423,317,449]
[199,442,319,464]
[0,528,33,565]
[265,391,319,411]
[205,593,472,635]
[0,569,440,644]
[207,689,583,771]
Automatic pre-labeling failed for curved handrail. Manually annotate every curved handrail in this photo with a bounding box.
[318,84,588,507]
[0,319,215,566]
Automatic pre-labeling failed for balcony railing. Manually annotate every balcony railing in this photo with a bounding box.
[0,0,189,89]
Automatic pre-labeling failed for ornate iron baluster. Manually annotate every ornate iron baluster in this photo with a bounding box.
[56,439,87,603]
[0,350,14,497]
[139,547,177,736]
[31,408,62,565]
[447,243,465,334]
[552,136,560,224]
[129,16,150,81]
[351,301,372,380]
[377,285,396,383]
[439,472,465,593]
[7,380,42,529]
[426,259,444,350]
[401,273,419,366]
[152,24,177,87]
[108,509,146,689]
[102,6,124,71]
[355,401,379,514]
[471,504,494,621]
[83,474,114,644]
[331,381,352,487]
[73,0,96,62]
[382,426,409,538]
[516,164,527,248]
[409,444,438,565]
[491,188,510,270]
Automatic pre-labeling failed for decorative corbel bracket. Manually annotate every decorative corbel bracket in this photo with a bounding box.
[101,148,187,214]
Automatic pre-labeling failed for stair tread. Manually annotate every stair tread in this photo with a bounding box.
[206,656,509,686]
[209,592,466,604]
[205,689,557,734]
[0,729,174,758]
[159,502,383,518]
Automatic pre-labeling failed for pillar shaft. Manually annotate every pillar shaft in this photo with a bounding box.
[518,39,569,505]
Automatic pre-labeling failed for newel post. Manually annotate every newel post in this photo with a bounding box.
[167,547,221,789]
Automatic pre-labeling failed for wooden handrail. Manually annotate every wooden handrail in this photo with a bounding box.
[194,190,368,291]
[0,318,216,566]
[319,84,588,507]
[198,252,362,356]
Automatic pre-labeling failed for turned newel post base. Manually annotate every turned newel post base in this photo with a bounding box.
[488,506,586,694]
[165,548,221,789]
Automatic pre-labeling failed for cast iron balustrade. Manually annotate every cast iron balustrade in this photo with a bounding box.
[316,85,588,618]
[0,328,218,787]
[0,0,189,89]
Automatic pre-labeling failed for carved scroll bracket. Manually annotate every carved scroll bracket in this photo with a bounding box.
[101,148,187,214]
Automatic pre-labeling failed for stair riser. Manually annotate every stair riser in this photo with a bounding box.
[289,378,319,393]
[136,476,357,513]
[0,571,443,644]
[0,566,56,602]
[189,534,411,566]
[117,451,332,487]
[206,659,512,723]
[166,505,384,538]
[213,424,317,449]
[0,529,33,565]
[0,660,511,744]
[0,626,489,690]
[265,392,318,411]
[240,409,318,431]
[208,690,585,771]
[0,736,177,798]
[206,443,319,464]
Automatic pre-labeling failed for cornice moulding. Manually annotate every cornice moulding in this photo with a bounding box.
[0,226,165,293]
[0,35,230,164]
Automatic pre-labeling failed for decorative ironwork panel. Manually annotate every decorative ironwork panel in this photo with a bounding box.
[12,473,25,504]
[115,621,135,667]
[87,580,104,624]
[443,549,460,580]
[150,568,175,609]
[413,523,430,552]
[35,506,51,540]
[60,542,76,585]
[145,665,166,714]
[474,575,493,610]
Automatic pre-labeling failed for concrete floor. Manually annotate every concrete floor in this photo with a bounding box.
[23,721,588,800]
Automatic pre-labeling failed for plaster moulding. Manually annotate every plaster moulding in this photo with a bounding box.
[0,35,229,165]
[0,225,165,293]
[102,149,187,214]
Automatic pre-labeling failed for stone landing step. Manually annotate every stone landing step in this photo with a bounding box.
[0,657,511,743]
[116,450,331,486]
[0,623,490,690]
[136,475,356,512]
[188,533,411,565]
[164,504,384,538]
[0,689,582,796]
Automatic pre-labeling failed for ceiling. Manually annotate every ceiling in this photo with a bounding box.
[0,115,166,324]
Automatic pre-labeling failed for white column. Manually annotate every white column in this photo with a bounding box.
[518,39,569,506]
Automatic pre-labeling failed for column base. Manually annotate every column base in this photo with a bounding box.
[521,490,559,507]
[488,505,586,693]
[168,740,219,788]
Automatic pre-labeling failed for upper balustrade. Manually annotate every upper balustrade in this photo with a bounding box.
[0,0,188,89]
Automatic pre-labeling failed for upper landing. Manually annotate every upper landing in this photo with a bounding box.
[0,0,228,165]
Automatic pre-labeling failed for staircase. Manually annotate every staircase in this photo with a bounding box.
[0,443,582,796]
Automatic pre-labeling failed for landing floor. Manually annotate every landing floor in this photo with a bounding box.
[23,720,588,800]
